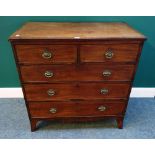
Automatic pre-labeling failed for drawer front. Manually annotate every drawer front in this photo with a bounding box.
[15,45,77,64]
[20,64,135,82]
[29,101,126,118]
[24,83,130,101]
[80,44,139,63]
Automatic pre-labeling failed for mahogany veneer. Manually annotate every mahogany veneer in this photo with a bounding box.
[20,64,135,82]
[9,22,146,131]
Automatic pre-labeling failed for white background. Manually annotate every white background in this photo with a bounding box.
[0,0,155,16]
[0,0,155,154]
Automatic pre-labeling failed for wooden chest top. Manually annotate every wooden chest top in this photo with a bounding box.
[9,22,146,40]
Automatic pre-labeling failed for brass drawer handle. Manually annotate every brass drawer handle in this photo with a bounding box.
[105,49,114,59]
[44,71,54,78]
[47,89,55,96]
[42,50,52,59]
[49,108,57,114]
[98,106,106,112]
[100,88,109,94]
[102,70,111,77]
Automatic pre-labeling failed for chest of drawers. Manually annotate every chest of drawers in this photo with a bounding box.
[9,22,146,131]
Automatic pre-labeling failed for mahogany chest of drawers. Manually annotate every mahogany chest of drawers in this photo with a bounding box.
[9,22,146,131]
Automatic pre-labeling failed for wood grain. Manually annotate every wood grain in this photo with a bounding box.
[80,44,139,63]
[15,45,77,64]
[29,100,126,118]
[9,22,146,40]
[20,64,135,82]
[24,83,130,101]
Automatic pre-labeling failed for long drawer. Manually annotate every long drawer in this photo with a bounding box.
[20,64,135,82]
[24,83,130,101]
[80,44,139,63]
[15,45,77,64]
[29,100,126,118]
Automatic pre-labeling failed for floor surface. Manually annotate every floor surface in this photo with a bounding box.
[0,98,154,139]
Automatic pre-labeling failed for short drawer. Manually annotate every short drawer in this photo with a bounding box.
[29,101,126,118]
[20,64,135,82]
[15,45,77,64]
[24,83,130,101]
[80,44,139,63]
